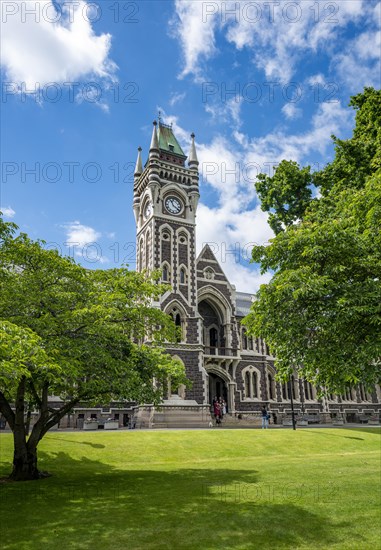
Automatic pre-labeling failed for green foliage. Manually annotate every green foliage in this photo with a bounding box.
[244,88,381,393]
[0,220,187,472]
[314,87,381,194]
[256,160,313,234]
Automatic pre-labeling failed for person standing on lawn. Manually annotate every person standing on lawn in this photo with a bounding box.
[261,406,269,429]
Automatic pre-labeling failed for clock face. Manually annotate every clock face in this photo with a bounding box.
[144,202,152,219]
[165,196,182,215]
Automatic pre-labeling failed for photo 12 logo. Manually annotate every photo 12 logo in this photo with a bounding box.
[1,2,139,24]
[201,2,339,24]
[2,82,139,105]
[1,161,136,184]
[202,81,340,105]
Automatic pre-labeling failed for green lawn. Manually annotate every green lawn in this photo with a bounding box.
[0,428,380,550]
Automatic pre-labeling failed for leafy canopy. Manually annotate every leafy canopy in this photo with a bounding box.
[0,219,187,417]
[243,88,381,393]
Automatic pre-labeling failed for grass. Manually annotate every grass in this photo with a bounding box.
[0,428,380,550]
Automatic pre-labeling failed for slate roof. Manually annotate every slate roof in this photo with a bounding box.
[235,291,255,317]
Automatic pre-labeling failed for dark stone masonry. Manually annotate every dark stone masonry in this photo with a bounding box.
[59,120,380,429]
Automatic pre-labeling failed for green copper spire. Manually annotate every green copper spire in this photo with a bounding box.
[157,122,186,158]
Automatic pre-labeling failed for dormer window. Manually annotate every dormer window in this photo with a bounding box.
[168,144,174,152]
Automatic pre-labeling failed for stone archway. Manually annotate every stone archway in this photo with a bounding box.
[206,366,234,413]
[209,373,228,409]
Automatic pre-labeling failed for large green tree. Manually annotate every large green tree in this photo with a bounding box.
[244,88,381,393]
[0,218,186,481]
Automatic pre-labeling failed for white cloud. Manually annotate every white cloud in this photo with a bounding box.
[196,203,273,292]
[244,101,352,170]
[171,0,376,87]
[170,0,219,80]
[169,92,186,106]
[1,206,16,218]
[62,220,111,264]
[62,220,101,247]
[307,74,326,87]
[0,0,117,89]
[332,29,381,89]
[157,98,352,290]
[282,103,302,120]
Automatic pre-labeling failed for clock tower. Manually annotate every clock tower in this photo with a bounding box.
[133,120,207,403]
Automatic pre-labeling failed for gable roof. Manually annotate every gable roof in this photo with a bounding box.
[196,244,233,286]
[158,123,186,157]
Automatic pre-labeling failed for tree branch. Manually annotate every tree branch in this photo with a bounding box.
[0,390,15,430]
[28,380,42,408]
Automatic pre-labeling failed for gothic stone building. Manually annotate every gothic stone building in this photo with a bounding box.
[130,120,381,427]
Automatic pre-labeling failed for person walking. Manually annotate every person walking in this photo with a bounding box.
[214,400,221,425]
[261,406,269,429]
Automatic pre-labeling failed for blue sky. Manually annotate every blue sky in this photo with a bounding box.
[1,0,380,291]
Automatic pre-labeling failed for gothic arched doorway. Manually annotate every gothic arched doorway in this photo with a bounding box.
[208,372,229,413]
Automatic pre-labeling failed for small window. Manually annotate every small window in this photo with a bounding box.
[162,265,169,281]
[180,268,186,284]
[168,144,174,152]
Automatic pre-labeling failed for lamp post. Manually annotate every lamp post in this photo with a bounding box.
[289,375,296,430]
[301,380,305,417]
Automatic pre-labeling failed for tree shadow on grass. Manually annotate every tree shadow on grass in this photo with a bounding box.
[343,427,381,436]
[302,430,364,441]
[47,437,106,449]
[0,451,349,550]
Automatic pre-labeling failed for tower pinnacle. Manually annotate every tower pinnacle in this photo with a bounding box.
[188,132,199,167]
[150,120,159,152]
[134,146,143,177]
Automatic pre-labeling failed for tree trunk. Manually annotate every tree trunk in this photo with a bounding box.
[9,376,46,481]
[10,439,41,481]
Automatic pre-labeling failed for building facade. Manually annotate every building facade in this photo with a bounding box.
[131,120,381,426]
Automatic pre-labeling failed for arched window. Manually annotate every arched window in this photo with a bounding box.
[245,371,251,398]
[243,368,260,400]
[242,329,248,349]
[180,267,186,284]
[282,379,297,400]
[268,373,275,400]
[210,327,218,348]
[139,239,144,271]
[304,380,311,400]
[145,232,150,270]
[282,383,288,400]
[252,371,258,398]
[168,307,184,343]
[359,384,368,401]
[343,387,354,401]
[162,264,170,282]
